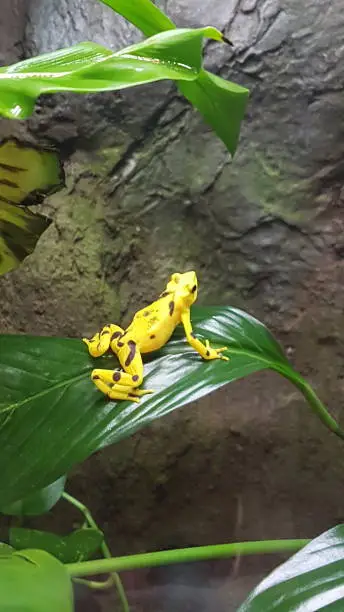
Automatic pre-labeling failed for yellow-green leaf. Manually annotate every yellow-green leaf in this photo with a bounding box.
[0,548,73,611]
[0,139,64,276]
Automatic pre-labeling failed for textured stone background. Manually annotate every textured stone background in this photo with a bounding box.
[1,0,344,610]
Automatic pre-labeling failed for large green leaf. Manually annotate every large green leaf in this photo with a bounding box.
[0,139,64,276]
[179,72,249,160]
[0,306,340,507]
[99,0,175,37]
[238,525,344,611]
[0,0,249,154]
[1,476,66,516]
[10,527,103,563]
[0,28,225,120]
[0,547,73,611]
[99,0,249,154]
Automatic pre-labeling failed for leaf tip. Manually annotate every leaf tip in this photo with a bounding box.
[222,35,234,47]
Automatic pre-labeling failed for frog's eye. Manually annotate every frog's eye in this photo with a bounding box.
[171,273,181,284]
[191,284,197,293]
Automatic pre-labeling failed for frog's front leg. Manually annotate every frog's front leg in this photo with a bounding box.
[181,309,229,361]
[91,332,154,403]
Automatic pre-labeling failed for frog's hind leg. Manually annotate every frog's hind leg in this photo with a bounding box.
[91,333,154,402]
[83,324,124,357]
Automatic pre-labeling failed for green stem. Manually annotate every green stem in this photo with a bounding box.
[300,380,344,440]
[273,365,344,441]
[62,492,130,612]
[66,539,309,578]
[73,575,115,590]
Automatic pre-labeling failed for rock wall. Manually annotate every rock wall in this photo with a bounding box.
[0,0,27,65]
[1,0,344,609]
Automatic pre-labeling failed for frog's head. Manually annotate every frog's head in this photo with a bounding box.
[166,271,198,306]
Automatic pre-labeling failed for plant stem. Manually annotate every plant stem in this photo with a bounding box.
[298,379,344,440]
[274,365,344,441]
[62,492,130,612]
[299,381,344,440]
[73,575,115,590]
[66,538,309,578]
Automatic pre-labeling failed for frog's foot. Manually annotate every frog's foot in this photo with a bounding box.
[91,368,154,403]
[124,388,154,403]
[83,324,123,357]
[203,340,229,361]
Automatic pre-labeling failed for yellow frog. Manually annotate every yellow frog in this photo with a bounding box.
[83,271,229,402]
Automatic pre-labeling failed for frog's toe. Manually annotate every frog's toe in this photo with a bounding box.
[216,346,229,360]
[126,389,154,402]
[83,335,103,357]
[107,389,141,402]
[83,337,93,350]
[130,388,154,397]
[126,395,141,403]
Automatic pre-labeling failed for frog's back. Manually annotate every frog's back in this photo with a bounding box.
[127,295,180,353]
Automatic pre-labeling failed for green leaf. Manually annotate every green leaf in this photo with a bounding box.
[10,527,103,563]
[0,548,73,611]
[0,29,224,120]
[0,543,14,557]
[1,476,66,516]
[238,525,344,611]
[99,0,175,37]
[0,306,340,507]
[99,0,249,154]
[179,71,249,156]
[0,306,275,505]
[0,0,249,154]
[0,138,64,276]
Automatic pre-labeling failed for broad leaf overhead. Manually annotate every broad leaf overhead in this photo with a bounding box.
[99,0,249,154]
[238,525,344,611]
[0,28,222,107]
[0,139,64,276]
[0,0,249,155]
[0,29,241,121]
[0,306,340,507]
[1,476,66,516]
[99,0,175,37]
